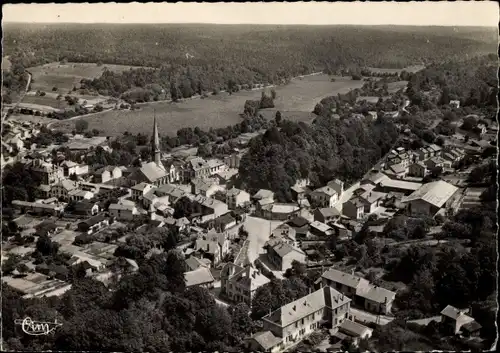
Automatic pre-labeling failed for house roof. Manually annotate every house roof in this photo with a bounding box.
[402,180,458,208]
[216,169,239,181]
[363,172,389,185]
[189,157,209,171]
[131,182,153,192]
[321,268,370,290]
[251,331,282,350]
[312,186,338,197]
[462,320,482,333]
[440,305,471,320]
[346,197,365,208]
[309,221,333,234]
[253,189,274,200]
[94,165,120,174]
[80,214,107,227]
[360,285,396,304]
[264,286,350,328]
[427,144,442,152]
[360,190,386,205]
[379,179,422,191]
[205,230,227,247]
[269,203,300,214]
[139,162,167,182]
[109,203,135,212]
[54,180,78,191]
[339,320,372,337]
[230,265,270,291]
[272,242,306,259]
[184,267,215,287]
[214,213,236,227]
[185,256,210,271]
[288,216,310,228]
[195,239,219,254]
[226,187,246,197]
[389,163,406,175]
[193,195,227,210]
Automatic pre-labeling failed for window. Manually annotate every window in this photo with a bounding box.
[312,313,315,320]
[301,318,304,325]
[295,322,298,328]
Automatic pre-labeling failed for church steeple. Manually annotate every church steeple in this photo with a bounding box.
[152,111,161,166]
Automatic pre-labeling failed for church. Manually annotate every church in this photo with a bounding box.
[128,116,180,186]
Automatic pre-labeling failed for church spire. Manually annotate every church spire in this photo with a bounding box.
[152,110,161,166]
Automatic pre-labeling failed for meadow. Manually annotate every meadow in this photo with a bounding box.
[27,62,152,93]
[367,65,425,74]
[51,74,364,136]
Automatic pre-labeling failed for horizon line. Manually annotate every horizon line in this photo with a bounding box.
[2,21,497,28]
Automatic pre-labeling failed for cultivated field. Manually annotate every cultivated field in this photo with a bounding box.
[27,62,153,93]
[22,94,70,109]
[51,74,364,136]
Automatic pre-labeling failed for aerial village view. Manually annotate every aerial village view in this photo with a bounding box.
[1,2,498,352]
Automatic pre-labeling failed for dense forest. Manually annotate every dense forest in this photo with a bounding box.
[407,55,497,111]
[238,115,399,200]
[2,24,496,101]
[2,250,256,352]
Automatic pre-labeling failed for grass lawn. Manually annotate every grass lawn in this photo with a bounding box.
[51,74,363,136]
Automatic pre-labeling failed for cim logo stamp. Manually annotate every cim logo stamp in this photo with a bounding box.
[14,317,62,336]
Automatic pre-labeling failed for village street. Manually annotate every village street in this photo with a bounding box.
[243,216,284,264]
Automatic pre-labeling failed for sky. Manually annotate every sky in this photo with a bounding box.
[2,2,499,27]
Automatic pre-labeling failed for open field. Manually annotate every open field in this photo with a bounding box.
[367,65,425,74]
[22,94,70,109]
[51,74,364,136]
[27,62,153,93]
[387,80,409,93]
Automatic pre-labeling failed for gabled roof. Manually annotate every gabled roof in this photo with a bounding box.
[131,182,154,192]
[185,256,210,271]
[253,189,274,200]
[53,179,78,192]
[184,267,215,287]
[402,180,458,208]
[321,268,370,290]
[440,305,471,320]
[251,331,282,351]
[339,320,372,337]
[264,286,350,328]
[271,242,306,258]
[312,186,338,197]
[139,162,167,182]
[230,265,270,291]
[195,239,219,254]
[389,163,406,175]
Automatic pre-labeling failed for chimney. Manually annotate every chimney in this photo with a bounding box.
[351,269,355,275]
[341,293,344,301]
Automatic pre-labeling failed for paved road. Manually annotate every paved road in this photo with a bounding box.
[350,307,394,326]
[243,216,284,264]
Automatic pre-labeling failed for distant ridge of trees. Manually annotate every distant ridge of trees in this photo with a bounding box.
[2,25,496,103]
